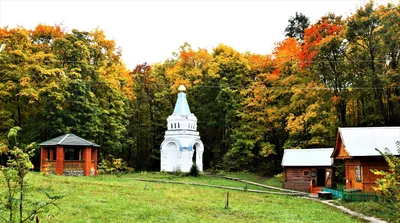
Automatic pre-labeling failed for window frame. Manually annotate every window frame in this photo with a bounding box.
[311,171,316,177]
[356,165,362,183]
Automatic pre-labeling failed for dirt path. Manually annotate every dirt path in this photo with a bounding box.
[303,197,387,223]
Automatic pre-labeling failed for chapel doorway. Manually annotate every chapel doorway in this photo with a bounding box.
[192,146,197,164]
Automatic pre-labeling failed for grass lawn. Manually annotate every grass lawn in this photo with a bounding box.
[129,172,278,191]
[335,200,397,223]
[1,172,362,223]
[222,172,284,188]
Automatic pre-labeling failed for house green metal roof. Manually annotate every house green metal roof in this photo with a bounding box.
[39,133,100,147]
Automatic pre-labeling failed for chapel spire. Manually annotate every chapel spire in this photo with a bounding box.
[172,85,191,116]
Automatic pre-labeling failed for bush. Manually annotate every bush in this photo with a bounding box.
[371,141,400,220]
[172,166,183,176]
[0,127,62,222]
[98,155,133,177]
[189,163,200,177]
[274,172,284,183]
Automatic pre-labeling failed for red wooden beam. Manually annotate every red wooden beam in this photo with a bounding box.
[56,146,64,175]
[40,147,48,172]
[91,148,98,175]
[84,147,92,176]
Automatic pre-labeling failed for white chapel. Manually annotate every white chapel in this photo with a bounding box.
[160,85,204,172]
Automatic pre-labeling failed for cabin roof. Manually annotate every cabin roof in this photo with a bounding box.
[39,133,100,147]
[281,148,334,167]
[338,127,400,156]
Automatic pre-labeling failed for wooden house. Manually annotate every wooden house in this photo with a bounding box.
[282,148,335,193]
[332,127,400,192]
[39,133,99,176]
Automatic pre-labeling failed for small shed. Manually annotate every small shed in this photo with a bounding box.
[282,148,334,193]
[39,133,99,176]
[332,127,400,192]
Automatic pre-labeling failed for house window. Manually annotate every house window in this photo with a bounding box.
[311,171,316,177]
[356,166,362,182]
[304,171,309,176]
[171,123,173,129]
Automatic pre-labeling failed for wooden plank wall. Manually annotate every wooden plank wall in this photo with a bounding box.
[284,167,315,192]
[345,158,388,192]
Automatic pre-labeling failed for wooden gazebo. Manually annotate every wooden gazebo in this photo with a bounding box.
[39,133,99,176]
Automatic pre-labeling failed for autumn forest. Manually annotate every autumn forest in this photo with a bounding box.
[0,2,399,173]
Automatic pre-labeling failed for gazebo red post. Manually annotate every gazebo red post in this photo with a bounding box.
[40,147,48,172]
[56,146,64,175]
[91,148,98,175]
[84,147,92,176]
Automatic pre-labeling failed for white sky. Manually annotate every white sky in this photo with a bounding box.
[0,0,396,70]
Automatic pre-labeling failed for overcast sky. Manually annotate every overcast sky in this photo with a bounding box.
[0,0,395,69]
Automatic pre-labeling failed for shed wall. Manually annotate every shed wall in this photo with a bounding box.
[283,167,315,192]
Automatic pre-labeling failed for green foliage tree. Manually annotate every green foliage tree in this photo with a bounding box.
[371,142,400,220]
[285,12,310,42]
[1,0,400,175]
[0,25,133,162]
[0,127,62,222]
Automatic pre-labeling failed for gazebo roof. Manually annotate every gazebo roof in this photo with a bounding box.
[39,133,100,147]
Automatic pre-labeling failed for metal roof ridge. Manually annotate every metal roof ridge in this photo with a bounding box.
[79,136,97,146]
[58,134,70,145]
[285,148,334,151]
[340,126,400,129]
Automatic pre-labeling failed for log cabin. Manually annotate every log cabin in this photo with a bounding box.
[332,127,400,192]
[282,148,334,193]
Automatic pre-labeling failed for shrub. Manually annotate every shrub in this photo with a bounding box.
[189,163,200,177]
[170,166,184,176]
[274,172,284,183]
[371,141,400,220]
[98,155,133,177]
[0,127,62,222]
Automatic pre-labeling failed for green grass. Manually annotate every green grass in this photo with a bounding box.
[0,172,362,223]
[128,172,278,191]
[335,200,398,222]
[222,171,284,188]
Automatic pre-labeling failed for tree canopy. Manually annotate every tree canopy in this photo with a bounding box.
[1,1,399,173]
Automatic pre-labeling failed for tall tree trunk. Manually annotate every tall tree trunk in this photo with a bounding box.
[17,97,22,127]
[370,52,388,125]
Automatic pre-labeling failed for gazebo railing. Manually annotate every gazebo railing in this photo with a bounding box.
[44,160,95,175]
[64,161,85,171]
[46,161,56,173]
